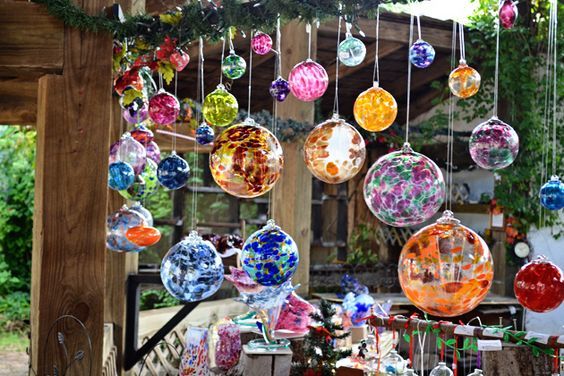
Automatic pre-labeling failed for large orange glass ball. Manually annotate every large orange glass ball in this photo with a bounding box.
[353,82,397,132]
[448,62,481,99]
[398,211,494,317]
[209,120,284,198]
[303,116,366,184]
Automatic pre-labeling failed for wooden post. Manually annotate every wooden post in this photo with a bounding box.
[31,0,113,374]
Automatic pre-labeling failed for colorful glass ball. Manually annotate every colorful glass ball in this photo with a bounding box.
[202,85,239,127]
[210,121,284,198]
[540,175,564,210]
[449,63,481,99]
[469,116,519,170]
[222,52,247,80]
[161,231,224,302]
[288,59,329,102]
[123,102,148,124]
[196,123,215,145]
[270,76,291,102]
[148,90,180,125]
[499,0,518,29]
[338,35,366,67]
[125,226,161,247]
[251,32,273,55]
[108,161,135,191]
[145,141,161,164]
[170,49,190,71]
[241,220,299,287]
[364,144,445,227]
[409,39,436,68]
[398,211,494,317]
[514,256,564,313]
[157,152,190,190]
[109,134,146,175]
[130,124,154,146]
[303,117,366,184]
[106,206,148,253]
[119,159,159,201]
[353,83,398,132]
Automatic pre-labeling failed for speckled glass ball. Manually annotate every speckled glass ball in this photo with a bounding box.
[202,85,239,127]
[241,220,299,287]
[148,90,180,125]
[364,144,445,227]
[157,152,190,190]
[108,161,135,191]
[210,120,284,198]
[119,159,159,201]
[222,52,247,80]
[540,176,564,210]
[288,59,329,102]
[123,102,149,124]
[399,211,494,317]
[270,76,291,102]
[109,134,147,175]
[303,116,366,184]
[469,117,519,170]
[514,256,564,313]
[499,0,518,29]
[251,32,273,55]
[338,34,366,67]
[449,62,481,99]
[145,141,161,164]
[130,124,154,146]
[161,231,224,302]
[106,206,148,253]
[409,39,436,68]
[196,123,215,145]
[130,202,153,226]
[353,83,398,132]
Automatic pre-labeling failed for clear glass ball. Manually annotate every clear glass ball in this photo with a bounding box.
[429,362,454,376]
[469,116,519,170]
[338,34,366,67]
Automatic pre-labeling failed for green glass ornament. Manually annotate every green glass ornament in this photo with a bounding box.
[202,84,239,127]
[222,52,247,80]
[119,159,159,201]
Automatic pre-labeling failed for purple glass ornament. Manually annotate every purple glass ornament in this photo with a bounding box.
[148,90,180,125]
[499,0,518,29]
[109,134,147,175]
[130,125,154,146]
[122,102,149,124]
[409,39,436,68]
[251,32,273,55]
[145,141,161,164]
[269,76,291,102]
[196,123,214,145]
[469,116,519,170]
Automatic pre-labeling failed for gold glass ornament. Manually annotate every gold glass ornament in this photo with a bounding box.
[202,84,239,127]
[353,82,397,132]
[448,61,481,99]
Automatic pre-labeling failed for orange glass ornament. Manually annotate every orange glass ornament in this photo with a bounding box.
[353,82,397,132]
[398,211,493,317]
[126,226,161,247]
[448,61,481,99]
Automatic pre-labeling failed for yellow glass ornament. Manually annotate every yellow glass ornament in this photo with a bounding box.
[353,82,397,132]
[202,84,239,127]
[448,61,481,99]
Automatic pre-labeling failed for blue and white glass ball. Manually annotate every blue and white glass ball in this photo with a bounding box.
[338,34,366,67]
[161,231,224,302]
[106,206,147,253]
[108,161,135,191]
[409,39,436,68]
[241,219,299,287]
[540,175,564,210]
[157,152,190,190]
[195,123,215,145]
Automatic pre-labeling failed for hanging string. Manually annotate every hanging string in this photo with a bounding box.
[306,23,312,60]
[446,21,457,212]
[269,16,282,220]
[404,14,415,145]
[550,0,558,176]
[219,35,226,85]
[172,26,183,154]
[247,31,254,118]
[191,37,205,230]
[372,6,380,84]
[275,15,282,77]
[493,3,501,118]
[416,14,422,40]
[333,7,343,116]
[458,23,466,62]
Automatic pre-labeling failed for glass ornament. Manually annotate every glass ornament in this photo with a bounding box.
[212,320,241,371]
[514,255,564,313]
[161,231,224,302]
[125,226,161,247]
[449,61,481,99]
[251,32,273,55]
[170,49,190,71]
[353,82,398,132]
[129,202,153,226]
[119,158,159,201]
[119,86,145,110]
[499,0,518,29]
[157,152,190,190]
[429,362,454,376]
[468,369,484,376]
[270,76,291,102]
[343,292,375,327]
[241,219,299,286]
[130,124,154,146]
[469,116,519,170]
[275,292,315,335]
[409,39,436,68]
[381,350,406,375]
[122,102,148,124]
[338,34,367,67]
[363,143,445,227]
[303,116,366,184]
[148,90,180,126]
[108,161,135,191]
[202,84,239,127]
[209,120,283,198]
[178,98,194,123]
[341,274,369,296]
[145,141,161,164]
[405,369,419,376]
[288,59,329,102]
[540,175,564,210]
[398,210,493,317]
[222,52,247,80]
[225,266,265,294]
[106,206,147,253]
[195,123,215,145]
[179,327,210,375]
[109,133,147,175]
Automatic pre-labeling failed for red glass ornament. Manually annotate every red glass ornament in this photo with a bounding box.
[170,49,190,71]
[114,68,143,96]
[499,0,518,29]
[125,226,161,247]
[514,256,564,313]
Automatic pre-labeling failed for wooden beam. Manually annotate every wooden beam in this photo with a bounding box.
[0,78,37,125]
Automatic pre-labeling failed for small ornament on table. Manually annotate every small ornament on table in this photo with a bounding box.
[222,51,247,79]
[289,59,329,102]
[540,175,564,210]
[275,292,316,335]
[469,116,519,170]
[157,152,190,190]
[429,362,454,376]
[353,81,398,132]
[195,122,214,145]
[468,369,484,376]
[449,60,481,99]
[514,255,564,313]
[499,0,518,29]
[339,274,369,298]
[410,39,436,68]
[108,161,135,191]
[212,319,241,371]
[251,31,273,55]
[338,26,366,67]
[381,350,406,375]
[148,90,181,126]
[106,205,148,253]
[342,292,375,327]
[179,327,210,376]
[119,159,159,201]
[202,84,239,127]
[269,76,291,102]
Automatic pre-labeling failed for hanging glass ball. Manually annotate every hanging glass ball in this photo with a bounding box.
[202,84,239,127]
[303,116,366,184]
[130,124,154,146]
[381,350,406,375]
[364,143,445,227]
[514,255,564,313]
[429,362,454,376]
[125,226,161,247]
[161,231,224,302]
[499,0,518,29]
[129,202,153,226]
[469,116,519,170]
[270,76,291,102]
[210,120,284,198]
[288,59,329,102]
[145,141,161,164]
[338,34,367,67]
[222,52,247,80]
[399,210,493,317]
[119,159,159,201]
[106,206,148,253]
[448,62,481,99]
[109,133,147,175]
[409,39,436,68]
[170,49,190,71]
[540,175,564,210]
[241,219,299,287]
[123,102,149,124]
[119,87,146,110]
[108,161,135,191]
[178,98,194,123]
[148,90,180,126]
[157,152,190,190]
[196,123,215,145]
[353,82,398,132]
[251,32,273,55]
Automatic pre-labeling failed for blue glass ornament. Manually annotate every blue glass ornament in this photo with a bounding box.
[108,161,135,191]
[106,206,147,253]
[342,292,375,326]
[409,39,436,68]
[196,123,215,145]
[157,152,190,190]
[269,76,291,102]
[340,274,369,298]
[160,231,224,302]
[540,175,564,210]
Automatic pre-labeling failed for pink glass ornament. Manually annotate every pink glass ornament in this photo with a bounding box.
[275,292,315,335]
[109,133,147,175]
[148,90,180,125]
[170,49,190,71]
[289,59,329,102]
[251,32,273,55]
[180,327,210,376]
[145,140,161,164]
[499,0,518,29]
[213,321,241,371]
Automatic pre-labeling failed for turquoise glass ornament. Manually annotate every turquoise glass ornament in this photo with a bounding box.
[222,52,247,80]
[540,176,564,210]
[338,34,366,67]
[157,152,190,190]
[108,161,135,191]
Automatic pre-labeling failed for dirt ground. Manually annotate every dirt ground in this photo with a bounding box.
[0,352,29,376]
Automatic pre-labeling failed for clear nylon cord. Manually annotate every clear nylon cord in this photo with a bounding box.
[269,18,282,219]
[191,38,204,230]
[493,3,501,118]
[372,6,380,84]
[219,35,226,85]
[307,23,312,60]
[416,15,422,40]
[333,10,343,116]
[405,15,415,145]
[446,21,457,211]
[247,31,254,117]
